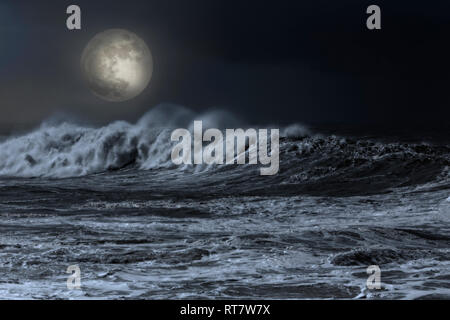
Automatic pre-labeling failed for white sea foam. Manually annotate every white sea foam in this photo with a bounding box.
[0,104,190,178]
[281,123,310,138]
[0,104,306,178]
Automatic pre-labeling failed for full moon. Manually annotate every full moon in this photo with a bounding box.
[81,29,153,102]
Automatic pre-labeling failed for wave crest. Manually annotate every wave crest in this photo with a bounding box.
[0,104,448,189]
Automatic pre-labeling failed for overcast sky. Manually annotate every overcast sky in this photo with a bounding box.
[0,0,449,130]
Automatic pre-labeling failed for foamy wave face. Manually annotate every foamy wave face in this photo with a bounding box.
[0,121,147,178]
[0,104,288,178]
[0,105,182,178]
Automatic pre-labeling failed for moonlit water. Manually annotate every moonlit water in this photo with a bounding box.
[0,105,448,299]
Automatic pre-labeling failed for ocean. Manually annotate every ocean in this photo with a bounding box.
[0,105,448,299]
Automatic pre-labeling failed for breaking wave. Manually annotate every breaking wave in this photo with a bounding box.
[0,104,243,178]
[0,103,448,196]
[0,104,292,178]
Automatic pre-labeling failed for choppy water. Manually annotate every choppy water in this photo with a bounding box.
[0,106,449,299]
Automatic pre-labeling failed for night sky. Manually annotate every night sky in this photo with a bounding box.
[0,0,449,130]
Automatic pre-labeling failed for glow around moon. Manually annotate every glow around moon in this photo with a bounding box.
[81,29,153,102]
